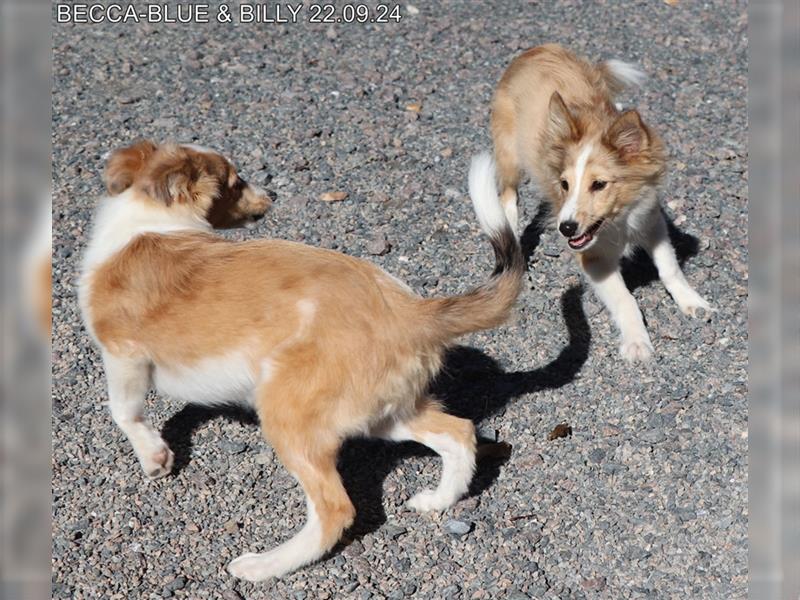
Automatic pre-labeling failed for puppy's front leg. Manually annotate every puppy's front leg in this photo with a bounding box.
[103,352,174,478]
[644,212,713,317]
[588,269,653,363]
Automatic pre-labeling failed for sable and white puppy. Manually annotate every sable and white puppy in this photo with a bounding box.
[78,140,523,581]
[488,44,711,362]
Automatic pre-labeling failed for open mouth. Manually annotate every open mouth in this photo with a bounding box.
[568,219,604,250]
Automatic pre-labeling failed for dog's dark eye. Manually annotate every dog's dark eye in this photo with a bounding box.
[591,180,607,192]
[560,179,569,191]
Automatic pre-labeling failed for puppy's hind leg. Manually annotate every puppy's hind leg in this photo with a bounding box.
[643,212,713,317]
[229,381,355,581]
[378,397,476,512]
[103,352,173,478]
[492,92,522,231]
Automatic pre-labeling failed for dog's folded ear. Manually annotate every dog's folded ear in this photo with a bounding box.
[605,110,650,159]
[140,144,219,208]
[547,91,579,140]
[103,139,158,195]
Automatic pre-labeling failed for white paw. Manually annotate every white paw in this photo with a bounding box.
[229,552,273,582]
[407,489,456,513]
[620,335,654,363]
[676,290,714,319]
[228,550,289,582]
[138,440,174,479]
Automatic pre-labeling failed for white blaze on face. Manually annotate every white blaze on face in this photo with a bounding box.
[558,143,594,226]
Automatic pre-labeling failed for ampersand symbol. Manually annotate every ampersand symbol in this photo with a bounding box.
[216,4,232,23]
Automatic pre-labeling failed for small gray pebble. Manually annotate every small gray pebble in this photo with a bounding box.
[366,234,391,256]
[220,440,248,455]
[384,524,408,540]
[640,429,667,444]
[588,448,606,463]
[163,576,185,592]
[442,584,460,598]
[444,519,472,537]
[542,244,562,258]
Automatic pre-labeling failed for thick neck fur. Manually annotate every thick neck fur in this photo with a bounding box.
[82,188,210,271]
[591,186,661,257]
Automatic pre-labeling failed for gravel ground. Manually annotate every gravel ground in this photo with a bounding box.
[52,2,748,598]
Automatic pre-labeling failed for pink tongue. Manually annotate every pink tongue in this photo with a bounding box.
[570,233,590,247]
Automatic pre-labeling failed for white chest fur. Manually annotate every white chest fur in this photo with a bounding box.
[81,190,209,271]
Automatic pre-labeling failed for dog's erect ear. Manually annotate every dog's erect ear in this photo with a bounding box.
[141,145,219,208]
[547,92,579,140]
[103,139,158,195]
[606,110,650,159]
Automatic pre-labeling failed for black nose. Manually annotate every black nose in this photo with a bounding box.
[559,220,578,237]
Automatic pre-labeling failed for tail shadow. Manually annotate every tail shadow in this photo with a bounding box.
[159,285,590,547]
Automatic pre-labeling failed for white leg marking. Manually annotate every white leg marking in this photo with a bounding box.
[644,214,713,317]
[502,191,519,234]
[381,422,475,512]
[228,498,324,582]
[104,353,174,478]
[590,270,654,363]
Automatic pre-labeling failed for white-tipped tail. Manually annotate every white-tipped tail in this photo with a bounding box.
[468,152,507,237]
[604,59,646,88]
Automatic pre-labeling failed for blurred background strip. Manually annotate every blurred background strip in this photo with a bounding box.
[749,1,799,600]
[0,0,52,599]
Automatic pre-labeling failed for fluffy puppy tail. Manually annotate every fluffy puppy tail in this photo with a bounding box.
[421,152,525,344]
[600,59,646,97]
